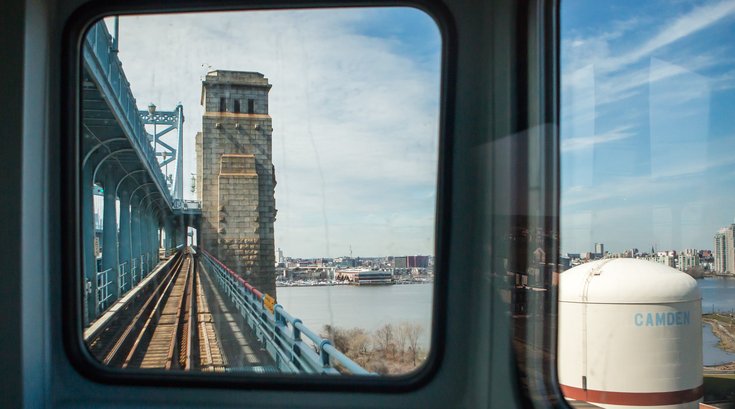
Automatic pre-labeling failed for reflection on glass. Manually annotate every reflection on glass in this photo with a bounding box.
[561,0,735,406]
[80,8,441,376]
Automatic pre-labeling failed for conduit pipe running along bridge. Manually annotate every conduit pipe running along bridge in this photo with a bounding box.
[81,19,368,375]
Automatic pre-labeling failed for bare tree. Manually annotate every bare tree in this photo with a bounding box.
[685,265,705,279]
[322,325,350,353]
[348,328,371,356]
[374,324,395,357]
[397,322,411,356]
[403,323,423,366]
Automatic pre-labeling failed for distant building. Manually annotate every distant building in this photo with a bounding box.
[560,256,571,271]
[715,227,729,273]
[406,255,429,268]
[394,256,408,269]
[727,226,735,274]
[656,253,676,268]
[678,251,699,272]
[594,243,605,257]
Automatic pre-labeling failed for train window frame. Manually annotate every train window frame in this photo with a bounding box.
[60,0,457,392]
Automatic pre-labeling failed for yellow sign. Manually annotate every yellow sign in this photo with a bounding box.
[263,294,276,313]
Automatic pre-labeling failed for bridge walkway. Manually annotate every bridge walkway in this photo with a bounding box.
[197,259,275,372]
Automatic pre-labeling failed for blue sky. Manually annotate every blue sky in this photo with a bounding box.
[112,8,441,258]
[561,0,735,254]
[108,2,735,258]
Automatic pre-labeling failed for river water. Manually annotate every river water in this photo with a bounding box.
[699,277,735,365]
[277,284,434,347]
[276,278,735,365]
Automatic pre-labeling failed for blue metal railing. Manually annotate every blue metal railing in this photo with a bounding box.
[119,261,129,294]
[82,21,172,208]
[199,249,372,375]
[131,257,138,286]
[96,267,114,313]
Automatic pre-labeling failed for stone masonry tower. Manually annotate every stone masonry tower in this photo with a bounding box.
[196,70,276,296]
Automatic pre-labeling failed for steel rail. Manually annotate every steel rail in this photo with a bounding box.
[100,252,184,366]
[164,255,191,370]
[194,260,226,371]
[182,257,195,370]
[121,253,186,368]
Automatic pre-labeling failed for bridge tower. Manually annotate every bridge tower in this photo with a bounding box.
[196,70,277,296]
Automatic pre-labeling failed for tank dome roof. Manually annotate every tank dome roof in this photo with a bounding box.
[559,258,700,303]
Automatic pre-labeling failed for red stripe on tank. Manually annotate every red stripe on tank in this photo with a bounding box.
[560,384,703,406]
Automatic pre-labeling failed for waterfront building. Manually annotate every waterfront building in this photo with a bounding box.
[678,251,699,272]
[657,252,676,268]
[727,225,735,274]
[714,227,729,273]
[407,255,429,268]
[594,242,604,257]
[335,268,393,285]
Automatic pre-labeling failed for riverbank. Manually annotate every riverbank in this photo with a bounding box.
[703,314,735,352]
[703,313,735,369]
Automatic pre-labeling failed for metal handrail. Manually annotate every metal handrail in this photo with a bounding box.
[96,267,114,313]
[82,21,172,206]
[199,249,372,375]
[119,261,129,294]
[131,257,138,285]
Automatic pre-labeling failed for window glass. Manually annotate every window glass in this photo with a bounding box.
[560,0,735,405]
[79,8,441,376]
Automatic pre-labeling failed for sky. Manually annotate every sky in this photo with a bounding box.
[103,1,735,259]
[561,0,735,254]
[109,8,442,258]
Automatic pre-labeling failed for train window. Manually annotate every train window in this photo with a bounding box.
[559,0,735,406]
[76,7,442,381]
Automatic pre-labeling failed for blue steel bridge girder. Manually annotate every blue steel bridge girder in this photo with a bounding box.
[129,196,142,286]
[139,104,185,204]
[129,184,156,278]
[82,165,96,325]
[138,194,154,276]
[139,192,163,273]
[115,169,146,283]
[83,21,173,210]
[80,21,202,323]
[117,187,131,292]
[100,167,120,302]
[144,197,164,261]
[162,211,174,256]
[81,149,126,322]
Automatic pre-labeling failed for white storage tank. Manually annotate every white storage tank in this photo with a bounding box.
[558,259,702,409]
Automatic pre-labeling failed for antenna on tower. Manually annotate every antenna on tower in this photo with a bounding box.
[350,245,353,258]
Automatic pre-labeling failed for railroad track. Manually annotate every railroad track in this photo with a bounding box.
[84,248,226,371]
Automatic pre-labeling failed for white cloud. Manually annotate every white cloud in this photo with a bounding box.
[114,9,441,257]
[560,1,735,252]
[598,0,735,73]
[561,126,634,152]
